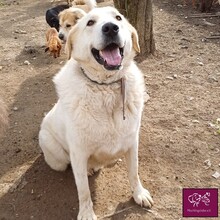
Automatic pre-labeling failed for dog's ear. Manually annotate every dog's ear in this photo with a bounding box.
[45,47,49,52]
[128,23,140,53]
[75,10,86,21]
[58,11,63,19]
[66,27,77,60]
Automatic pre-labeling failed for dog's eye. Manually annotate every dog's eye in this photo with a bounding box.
[116,15,122,21]
[66,24,71,28]
[87,20,95,26]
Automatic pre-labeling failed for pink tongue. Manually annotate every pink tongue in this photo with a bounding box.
[100,47,122,66]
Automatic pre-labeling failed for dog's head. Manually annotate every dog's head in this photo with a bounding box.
[46,44,61,58]
[58,8,86,42]
[66,7,140,72]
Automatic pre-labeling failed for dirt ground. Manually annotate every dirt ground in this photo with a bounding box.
[0,0,219,219]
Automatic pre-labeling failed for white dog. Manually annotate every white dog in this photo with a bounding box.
[39,6,153,220]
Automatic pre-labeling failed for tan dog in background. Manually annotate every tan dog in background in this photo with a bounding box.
[58,8,86,42]
[45,28,62,58]
[58,0,96,42]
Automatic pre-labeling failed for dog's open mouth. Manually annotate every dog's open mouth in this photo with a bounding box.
[91,43,124,71]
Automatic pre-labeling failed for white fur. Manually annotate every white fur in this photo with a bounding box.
[39,7,153,220]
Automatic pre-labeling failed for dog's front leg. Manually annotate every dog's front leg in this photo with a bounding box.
[70,153,97,220]
[125,144,154,208]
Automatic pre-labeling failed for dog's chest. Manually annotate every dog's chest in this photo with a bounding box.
[57,65,145,162]
[71,84,142,144]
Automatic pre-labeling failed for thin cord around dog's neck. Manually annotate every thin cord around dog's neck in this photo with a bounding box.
[80,67,126,120]
[80,67,121,85]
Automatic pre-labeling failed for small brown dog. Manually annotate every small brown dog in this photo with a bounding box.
[45,28,62,58]
[0,98,8,137]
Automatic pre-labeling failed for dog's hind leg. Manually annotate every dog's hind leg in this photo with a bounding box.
[39,129,69,171]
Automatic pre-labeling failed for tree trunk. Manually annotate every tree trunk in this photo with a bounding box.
[199,0,214,12]
[113,0,155,61]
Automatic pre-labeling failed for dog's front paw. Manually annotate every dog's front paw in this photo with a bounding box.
[133,186,154,208]
[77,209,97,220]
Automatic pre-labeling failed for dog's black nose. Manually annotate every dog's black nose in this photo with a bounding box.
[59,33,64,40]
[102,22,119,37]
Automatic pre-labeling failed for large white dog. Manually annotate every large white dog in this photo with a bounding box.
[39,6,153,220]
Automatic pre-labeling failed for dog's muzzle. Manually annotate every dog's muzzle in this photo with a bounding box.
[91,22,124,71]
[102,22,119,38]
[59,33,64,40]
